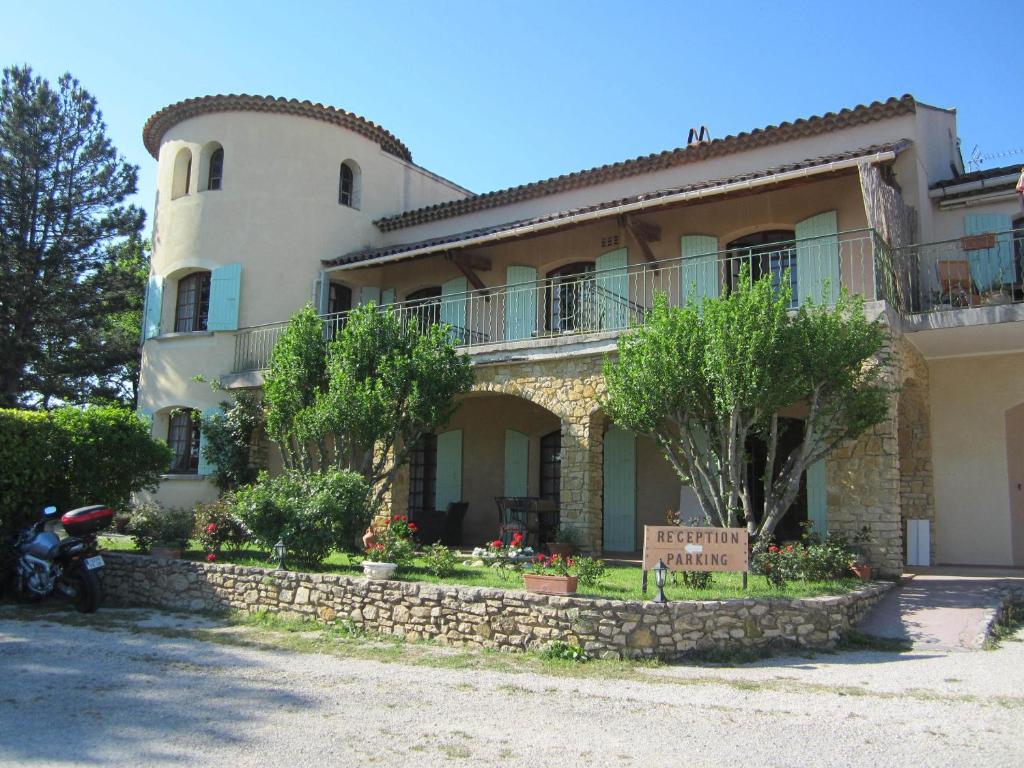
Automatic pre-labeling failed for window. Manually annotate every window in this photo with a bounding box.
[207,147,224,190]
[328,283,352,315]
[338,160,361,208]
[546,262,596,332]
[725,231,797,307]
[406,287,442,333]
[171,147,193,200]
[174,271,211,332]
[407,434,438,515]
[540,430,561,505]
[167,409,200,474]
[1015,217,1024,285]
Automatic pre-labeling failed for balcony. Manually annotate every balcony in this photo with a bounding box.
[892,228,1024,316]
[233,228,886,373]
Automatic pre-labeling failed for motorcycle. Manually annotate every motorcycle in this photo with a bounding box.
[5,504,113,613]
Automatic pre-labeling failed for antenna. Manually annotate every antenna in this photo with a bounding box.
[687,126,711,146]
[967,145,1024,172]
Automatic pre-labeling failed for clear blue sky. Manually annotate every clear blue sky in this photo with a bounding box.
[3,0,1021,229]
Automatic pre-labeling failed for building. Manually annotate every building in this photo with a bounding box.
[136,93,1024,574]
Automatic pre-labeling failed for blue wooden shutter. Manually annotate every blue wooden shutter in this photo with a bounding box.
[143,275,163,340]
[435,429,463,510]
[603,426,636,552]
[207,263,242,331]
[595,247,629,330]
[358,287,380,306]
[965,213,1014,292]
[505,265,538,340]
[317,271,331,314]
[796,211,840,306]
[380,288,396,306]
[196,407,219,476]
[806,459,828,538]
[441,276,468,343]
[680,235,719,305]
[504,429,529,497]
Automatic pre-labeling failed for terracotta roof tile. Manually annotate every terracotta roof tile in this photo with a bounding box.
[142,94,412,161]
[930,163,1021,190]
[325,142,907,269]
[374,95,918,232]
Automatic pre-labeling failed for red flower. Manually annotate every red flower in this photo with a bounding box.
[206,553,216,562]
[768,545,779,553]
[391,515,401,523]
[408,523,419,532]
[490,539,503,549]
[511,533,523,545]
[206,523,218,534]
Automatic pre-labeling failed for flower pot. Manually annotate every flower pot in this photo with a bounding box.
[150,544,182,560]
[362,561,398,580]
[546,542,576,558]
[850,563,872,581]
[523,573,578,595]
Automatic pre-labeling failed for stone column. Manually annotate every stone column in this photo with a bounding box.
[558,410,605,554]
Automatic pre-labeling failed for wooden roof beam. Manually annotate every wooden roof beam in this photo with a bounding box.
[620,214,661,263]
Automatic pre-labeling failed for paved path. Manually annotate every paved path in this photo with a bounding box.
[1,606,1022,767]
[856,568,1024,650]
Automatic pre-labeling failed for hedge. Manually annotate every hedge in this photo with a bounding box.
[0,406,172,540]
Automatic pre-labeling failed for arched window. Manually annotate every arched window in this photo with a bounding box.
[546,262,596,332]
[174,271,211,332]
[171,147,193,200]
[207,147,224,190]
[725,230,797,306]
[406,286,442,333]
[167,408,200,474]
[338,160,361,208]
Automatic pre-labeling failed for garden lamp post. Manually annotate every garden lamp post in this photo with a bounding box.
[652,559,668,603]
[274,539,287,571]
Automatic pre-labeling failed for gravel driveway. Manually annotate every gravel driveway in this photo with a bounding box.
[0,606,1021,767]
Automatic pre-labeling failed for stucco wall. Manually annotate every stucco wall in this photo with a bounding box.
[929,351,1024,565]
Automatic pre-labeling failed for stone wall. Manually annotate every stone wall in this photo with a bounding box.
[102,554,892,660]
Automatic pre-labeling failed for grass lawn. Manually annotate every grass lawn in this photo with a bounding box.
[98,535,861,602]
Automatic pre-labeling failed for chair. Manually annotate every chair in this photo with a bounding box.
[495,497,528,545]
[936,260,980,308]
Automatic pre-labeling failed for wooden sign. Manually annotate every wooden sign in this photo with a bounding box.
[960,233,996,251]
[642,526,749,572]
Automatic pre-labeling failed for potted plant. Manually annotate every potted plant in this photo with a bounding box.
[362,515,416,580]
[848,525,873,580]
[523,553,578,595]
[547,524,580,558]
[462,533,534,580]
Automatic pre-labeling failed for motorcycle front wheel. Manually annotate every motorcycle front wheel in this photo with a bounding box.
[60,564,102,613]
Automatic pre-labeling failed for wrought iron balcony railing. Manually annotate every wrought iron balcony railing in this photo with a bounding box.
[233,228,884,373]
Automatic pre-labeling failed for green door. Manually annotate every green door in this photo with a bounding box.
[806,459,828,538]
[680,235,719,306]
[441,276,468,343]
[435,429,463,510]
[595,247,629,330]
[505,265,537,340]
[504,429,529,497]
[795,210,840,305]
[965,213,1014,291]
[603,426,636,552]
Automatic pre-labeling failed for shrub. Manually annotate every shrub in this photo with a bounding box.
[233,470,371,564]
[0,406,171,543]
[753,536,858,587]
[423,543,457,578]
[198,390,263,491]
[540,641,589,663]
[574,557,607,587]
[676,571,714,590]
[194,497,251,554]
[364,515,416,570]
[125,503,195,552]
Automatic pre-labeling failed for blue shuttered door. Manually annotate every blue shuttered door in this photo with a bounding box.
[603,426,636,552]
[207,263,242,331]
[196,407,219,476]
[435,429,463,510]
[965,214,1014,291]
[595,247,629,330]
[317,271,331,314]
[441,276,468,343]
[806,459,828,538]
[358,287,381,306]
[143,275,163,340]
[505,265,538,340]
[680,236,719,306]
[380,288,396,306]
[795,211,840,306]
[504,430,529,497]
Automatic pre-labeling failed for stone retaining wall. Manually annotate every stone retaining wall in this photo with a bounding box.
[102,554,892,660]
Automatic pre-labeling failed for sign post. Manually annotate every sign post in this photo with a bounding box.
[641,526,749,594]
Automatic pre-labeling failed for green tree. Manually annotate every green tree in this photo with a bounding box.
[0,65,144,407]
[199,387,264,491]
[603,272,890,542]
[263,303,474,511]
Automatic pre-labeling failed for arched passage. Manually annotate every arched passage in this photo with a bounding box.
[1005,402,1024,565]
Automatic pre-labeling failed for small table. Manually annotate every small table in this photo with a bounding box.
[495,497,559,548]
